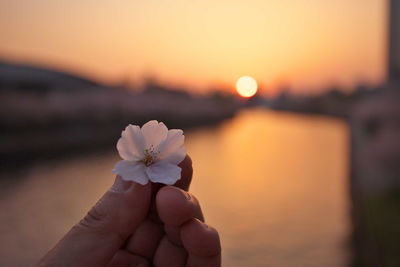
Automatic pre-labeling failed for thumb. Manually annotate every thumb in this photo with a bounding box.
[37,176,151,267]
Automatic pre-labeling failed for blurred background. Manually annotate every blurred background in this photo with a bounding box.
[0,0,399,266]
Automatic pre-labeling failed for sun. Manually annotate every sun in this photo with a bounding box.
[235,76,258,98]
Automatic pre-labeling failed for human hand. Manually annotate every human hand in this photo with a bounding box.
[36,156,221,267]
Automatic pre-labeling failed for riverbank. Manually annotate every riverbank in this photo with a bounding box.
[0,88,240,168]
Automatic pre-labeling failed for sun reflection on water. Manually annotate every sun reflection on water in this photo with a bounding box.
[186,109,350,267]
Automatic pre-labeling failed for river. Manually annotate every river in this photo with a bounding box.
[0,109,350,267]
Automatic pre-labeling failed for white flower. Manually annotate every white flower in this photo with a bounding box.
[112,120,186,185]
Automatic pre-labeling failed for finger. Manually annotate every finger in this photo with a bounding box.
[124,219,164,260]
[125,156,195,258]
[37,176,151,267]
[181,219,221,267]
[157,186,204,225]
[107,250,150,267]
[125,186,203,259]
[174,155,193,191]
[156,186,204,245]
[148,155,193,222]
[153,236,187,267]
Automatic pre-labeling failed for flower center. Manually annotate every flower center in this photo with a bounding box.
[141,146,157,166]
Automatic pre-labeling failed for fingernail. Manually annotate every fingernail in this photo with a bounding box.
[110,176,132,192]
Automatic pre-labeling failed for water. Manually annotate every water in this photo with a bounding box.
[0,109,350,266]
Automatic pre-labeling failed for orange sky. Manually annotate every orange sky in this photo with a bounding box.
[0,0,387,95]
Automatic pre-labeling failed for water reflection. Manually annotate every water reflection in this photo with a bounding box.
[188,109,350,266]
[0,109,350,267]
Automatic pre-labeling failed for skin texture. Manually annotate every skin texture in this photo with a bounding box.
[36,156,221,267]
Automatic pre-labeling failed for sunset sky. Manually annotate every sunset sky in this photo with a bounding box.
[0,0,387,95]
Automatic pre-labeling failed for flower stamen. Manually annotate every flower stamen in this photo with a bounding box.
[141,146,157,166]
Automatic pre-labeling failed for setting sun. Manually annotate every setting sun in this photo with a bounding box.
[236,76,258,98]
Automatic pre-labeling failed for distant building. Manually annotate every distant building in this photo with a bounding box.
[388,0,400,83]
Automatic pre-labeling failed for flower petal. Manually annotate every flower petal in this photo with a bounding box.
[112,160,149,185]
[117,125,145,161]
[157,129,186,164]
[146,161,182,185]
[163,146,186,165]
[141,120,168,149]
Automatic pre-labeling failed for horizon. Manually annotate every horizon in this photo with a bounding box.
[0,0,387,95]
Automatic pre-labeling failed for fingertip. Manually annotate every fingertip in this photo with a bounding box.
[110,175,151,194]
[175,155,193,190]
[156,186,195,226]
[179,154,192,169]
[181,218,221,257]
[181,155,193,167]
[110,175,133,192]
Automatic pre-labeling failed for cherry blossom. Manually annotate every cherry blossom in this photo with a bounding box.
[112,120,186,185]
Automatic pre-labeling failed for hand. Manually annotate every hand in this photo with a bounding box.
[36,156,221,267]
